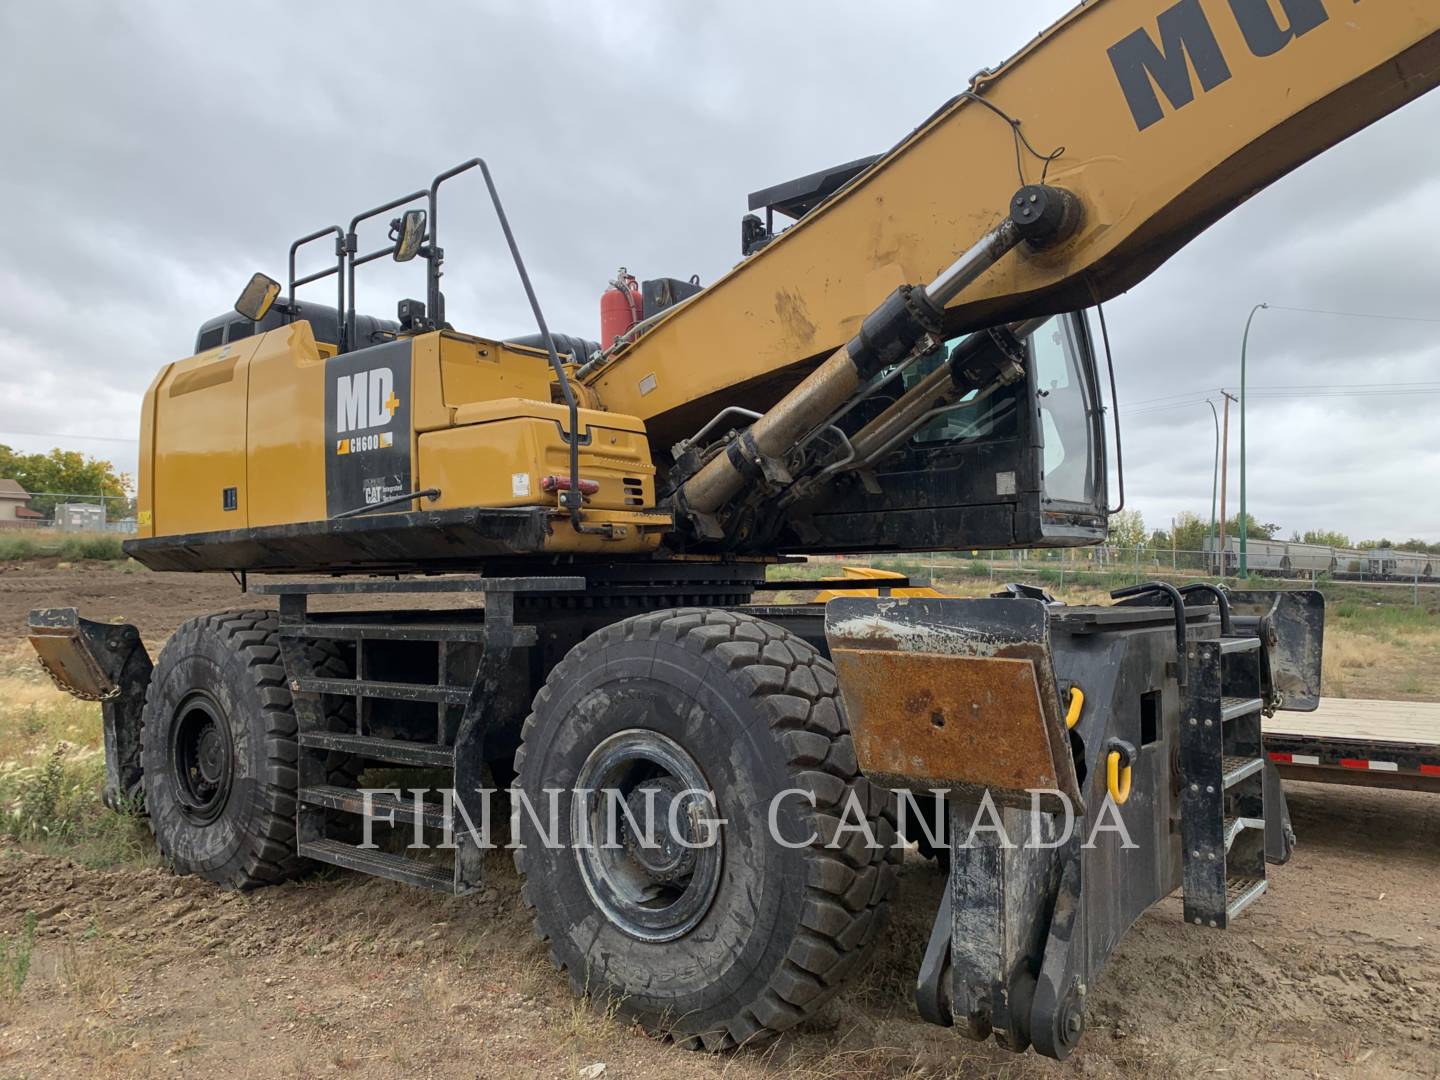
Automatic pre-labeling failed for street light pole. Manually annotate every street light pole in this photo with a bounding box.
[1218,391,1236,575]
[1239,302,1268,579]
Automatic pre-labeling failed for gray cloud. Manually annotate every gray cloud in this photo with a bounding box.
[2,0,1435,544]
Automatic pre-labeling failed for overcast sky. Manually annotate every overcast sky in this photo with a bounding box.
[2,0,1437,546]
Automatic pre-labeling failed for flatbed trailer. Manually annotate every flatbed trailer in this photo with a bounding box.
[1265,699,1440,794]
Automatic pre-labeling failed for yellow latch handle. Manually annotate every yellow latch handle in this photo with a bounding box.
[1065,686,1084,730]
[1106,750,1132,805]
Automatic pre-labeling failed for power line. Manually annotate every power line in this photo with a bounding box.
[1266,304,1440,325]
[1127,390,1440,417]
[1127,403,1226,418]
[1120,304,1440,412]
[1245,389,1440,398]
[1123,381,1440,414]
[1238,385,1440,394]
[1122,388,1224,408]
[1242,388,1440,399]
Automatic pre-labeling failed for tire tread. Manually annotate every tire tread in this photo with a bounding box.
[142,609,357,889]
[513,607,899,1049]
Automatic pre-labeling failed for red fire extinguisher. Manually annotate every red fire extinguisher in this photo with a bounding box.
[600,268,643,349]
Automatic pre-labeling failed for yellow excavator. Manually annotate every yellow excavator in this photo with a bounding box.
[30,0,1438,1059]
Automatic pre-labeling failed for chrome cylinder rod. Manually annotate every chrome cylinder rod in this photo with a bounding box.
[680,220,1025,518]
[924,219,1021,307]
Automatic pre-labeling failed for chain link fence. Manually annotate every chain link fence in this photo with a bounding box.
[0,492,136,534]
[2,497,1433,605]
[803,546,1439,606]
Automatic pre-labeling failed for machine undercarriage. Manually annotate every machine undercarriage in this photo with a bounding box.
[31,564,1323,1058]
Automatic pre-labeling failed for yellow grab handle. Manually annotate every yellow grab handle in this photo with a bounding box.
[1106,750,1132,805]
[1065,686,1084,730]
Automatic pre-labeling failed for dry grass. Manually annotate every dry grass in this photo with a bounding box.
[0,642,151,866]
[1326,631,1388,672]
[1322,600,1440,699]
[54,937,127,1015]
[0,642,100,754]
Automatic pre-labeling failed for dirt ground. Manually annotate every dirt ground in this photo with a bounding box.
[1,563,1438,1079]
[0,562,483,648]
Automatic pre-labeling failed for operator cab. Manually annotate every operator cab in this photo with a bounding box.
[739,159,1109,550]
[775,312,1109,553]
[910,315,1102,516]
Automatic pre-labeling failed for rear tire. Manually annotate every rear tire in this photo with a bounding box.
[140,610,355,889]
[514,608,899,1050]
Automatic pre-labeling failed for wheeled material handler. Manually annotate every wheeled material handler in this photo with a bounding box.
[32,0,1435,1058]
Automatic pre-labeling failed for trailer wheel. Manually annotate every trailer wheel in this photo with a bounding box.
[140,610,356,889]
[514,609,899,1050]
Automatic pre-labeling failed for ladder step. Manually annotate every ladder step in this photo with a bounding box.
[280,622,537,647]
[1220,696,1264,721]
[1220,636,1261,655]
[300,785,451,830]
[299,731,454,768]
[1225,876,1268,920]
[1222,815,1266,850]
[1221,755,1266,789]
[299,838,455,893]
[293,676,471,705]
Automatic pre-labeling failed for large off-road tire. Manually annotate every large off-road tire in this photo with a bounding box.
[514,608,900,1050]
[140,610,355,890]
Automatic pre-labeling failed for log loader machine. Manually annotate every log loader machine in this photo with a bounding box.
[29,0,1438,1060]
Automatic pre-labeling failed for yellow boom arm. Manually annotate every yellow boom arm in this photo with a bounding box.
[590,0,1440,443]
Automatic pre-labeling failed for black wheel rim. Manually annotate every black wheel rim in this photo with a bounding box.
[169,691,235,825]
[572,729,723,943]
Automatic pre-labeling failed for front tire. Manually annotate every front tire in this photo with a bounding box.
[514,609,899,1049]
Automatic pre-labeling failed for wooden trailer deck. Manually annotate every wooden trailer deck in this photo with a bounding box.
[1264,698,1440,792]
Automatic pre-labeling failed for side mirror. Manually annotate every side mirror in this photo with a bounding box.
[234,273,281,322]
[391,209,427,263]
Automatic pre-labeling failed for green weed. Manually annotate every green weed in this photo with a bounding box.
[1332,599,1438,635]
[0,739,151,868]
[0,532,128,562]
[1,912,38,1000]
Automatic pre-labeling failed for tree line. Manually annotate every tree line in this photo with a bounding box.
[1108,509,1440,555]
[0,446,133,521]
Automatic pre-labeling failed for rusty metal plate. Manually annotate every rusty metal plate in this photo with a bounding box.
[825,597,1082,807]
[28,608,117,699]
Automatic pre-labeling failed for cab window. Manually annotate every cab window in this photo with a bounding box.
[907,342,1020,447]
[1031,317,1096,506]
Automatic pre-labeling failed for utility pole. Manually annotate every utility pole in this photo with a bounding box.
[1218,391,1237,576]
[1205,399,1220,569]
